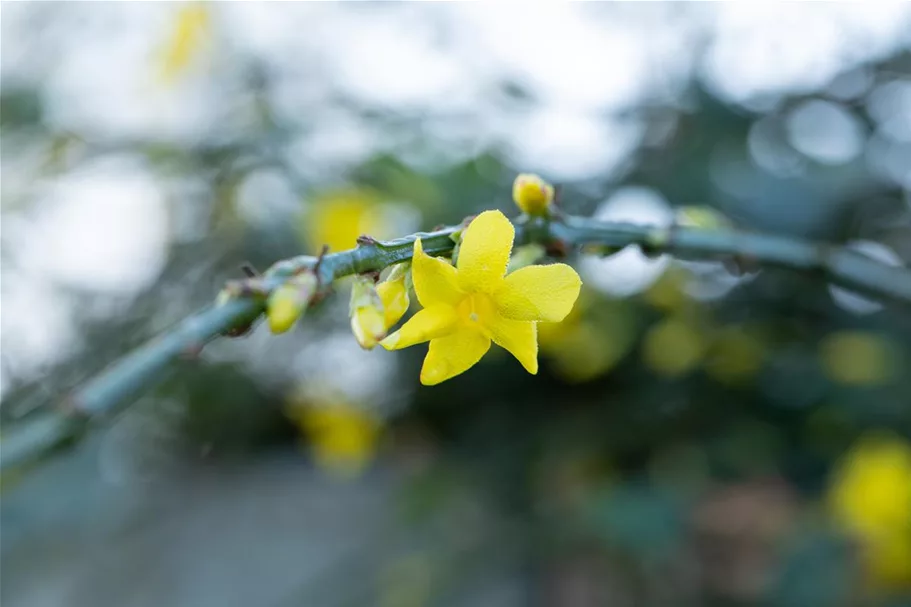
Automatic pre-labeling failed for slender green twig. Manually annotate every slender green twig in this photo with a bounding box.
[0,227,460,472]
[2,215,910,472]
[548,217,911,302]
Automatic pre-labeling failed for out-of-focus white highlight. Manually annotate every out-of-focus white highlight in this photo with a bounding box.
[19,158,169,294]
[580,187,674,298]
[829,240,905,315]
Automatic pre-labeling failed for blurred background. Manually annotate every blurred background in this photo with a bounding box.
[2,2,911,606]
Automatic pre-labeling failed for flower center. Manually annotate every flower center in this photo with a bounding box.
[457,293,495,330]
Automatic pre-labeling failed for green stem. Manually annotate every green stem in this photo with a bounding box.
[550,217,911,302]
[2,217,909,472]
[0,227,459,472]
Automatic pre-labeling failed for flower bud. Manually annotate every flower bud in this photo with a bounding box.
[267,271,318,334]
[512,173,555,217]
[350,275,387,349]
[376,263,411,329]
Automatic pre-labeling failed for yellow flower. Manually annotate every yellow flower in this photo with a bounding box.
[704,326,765,385]
[156,3,211,86]
[376,264,410,329]
[820,331,896,386]
[350,276,387,349]
[303,189,387,254]
[642,317,706,378]
[381,210,582,385]
[513,173,555,217]
[288,401,381,479]
[538,290,635,383]
[828,431,911,591]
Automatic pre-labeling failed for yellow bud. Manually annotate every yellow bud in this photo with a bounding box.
[266,272,318,334]
[350,275,387,349]
[512,173,554,217]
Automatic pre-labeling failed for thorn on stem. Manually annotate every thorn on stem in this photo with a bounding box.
[59,396,92,421]
[725,254,760,277]
[224,322,255,338]
[240,262,260,278]
[361,270,381,283]
[181,342,205,360]
[356,235,379,246]
[240,280,268,297]
[222,278,268,298]
[545,239,571,259]
[222,280,243,296]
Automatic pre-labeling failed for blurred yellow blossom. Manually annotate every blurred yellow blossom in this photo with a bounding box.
[155,3,212,86]
[704,325,766,385]
[382,210,582,385]
[378,553,435,607]
[286,399,381,479]
[642,316,706,378]
[821,331,897,386]
[643,266,692,313]
[538,288,636,383]
[303,188,388,254]
[828,431,911,591]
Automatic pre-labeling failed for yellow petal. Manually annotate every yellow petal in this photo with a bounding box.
[487,315,538,374]
[494,263,582,322]
[377,278,409,328]
[381,305,457,350]
[457,210,514,293]
[412,238,463,307]
[420,329,491,386]
[157,3,211,86]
